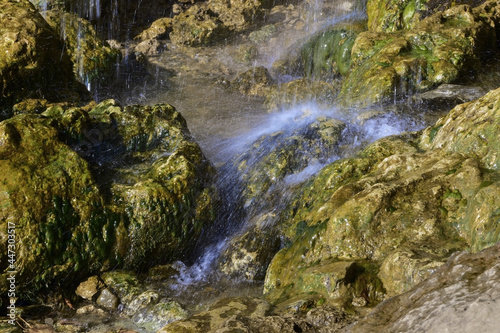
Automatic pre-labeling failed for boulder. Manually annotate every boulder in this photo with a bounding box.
[43,10,121,87]
[263,86,500,306]
[0,0,88,119]
[0,100,217,299]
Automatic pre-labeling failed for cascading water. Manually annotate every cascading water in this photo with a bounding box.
[22,0,454,331]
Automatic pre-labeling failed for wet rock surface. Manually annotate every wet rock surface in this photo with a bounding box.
[0,100,217,299]
[346,242,500,333]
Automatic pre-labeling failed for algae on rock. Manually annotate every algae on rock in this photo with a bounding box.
[0,100,218,299]
[264,85,500,306]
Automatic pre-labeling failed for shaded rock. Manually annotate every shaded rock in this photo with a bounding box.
[131,299,188,332]
[75,276,105,301]
[0,0,88,119]
[75,304,106,315]
[347,242,500,333]
[413,83,487,110]
[134,38,165,56]
[43,10,121,87]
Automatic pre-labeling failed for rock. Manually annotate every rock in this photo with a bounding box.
[96,288,120,310]
[0,101,217,300]
[43,10,121,87]
[230,66,275,96]
[366,0,487,32]
[338,3,496,107]
[131,299,188,331]
[169,0,265,46]
[75,276,105,301]
[0,0,88,119]
[101,270,142,306]
[75,304,106,315]
[134,38,165,56]
[265,79,341,111]
[264,85,500,305]
[413,83,487,110]
[136,18,172,41]
[347,242,500,333]
[420,86,500,171]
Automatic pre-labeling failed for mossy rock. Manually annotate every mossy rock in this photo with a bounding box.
[264,90,500,304]
[367,0,488,32]
[0,100,217,300]
[43,10,121,86]
[338,4,496,107]
[230,66,275,97]
[0,0,89,119]
[272,22,364,80]
[169,0,264,46]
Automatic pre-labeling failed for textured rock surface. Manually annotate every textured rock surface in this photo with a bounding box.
[264,85,500,306]
[338,3,497,106]
[0,100,217,298]
[347,242,500,333]
[0,0,88,119]
[43,10,121,85]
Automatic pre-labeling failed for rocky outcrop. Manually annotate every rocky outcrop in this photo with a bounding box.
[0,0,89,119]
[0,100,217,299]
[263,85,500,306]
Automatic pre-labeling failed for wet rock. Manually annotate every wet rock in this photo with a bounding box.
[338,3,497,107]
[230,66,275,96]
[131,299,188,331]
[134,38,165,56]
[75,276,106,301]
[347,242,500,333]
[264,86,500,307]
[0,101,217,299]
[12,99,49,115]
[367,0,487,32]
[420,85,500,171]
[413,83,487,110]
[249,24,278,44]
[218,214,282,280]
[0,0,88,119]
[43,10,121,87]
[96,288,120,310]
[169,0,265,46]
[136,18,173,41]
[265,79,341,111]
[75,304,106,315]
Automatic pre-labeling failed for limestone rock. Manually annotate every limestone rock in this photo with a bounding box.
[0,101,217,299]
[264,87,500,305]
[413,83,487,110]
